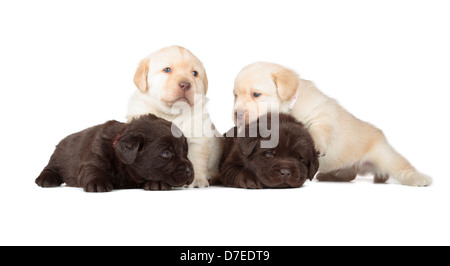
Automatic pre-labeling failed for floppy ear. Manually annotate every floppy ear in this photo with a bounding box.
[237,137,259,157]
[115,134,144,165]
[133,58,150,93]
[307,155,319,181]
[202,70,209,95]
[271,67,299,101]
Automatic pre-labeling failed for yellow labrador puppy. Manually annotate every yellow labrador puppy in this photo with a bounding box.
[127,46,221,188]
[233,62,431,186]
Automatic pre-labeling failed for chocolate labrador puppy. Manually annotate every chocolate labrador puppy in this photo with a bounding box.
[35,114,194,192]
[215,113,318,189]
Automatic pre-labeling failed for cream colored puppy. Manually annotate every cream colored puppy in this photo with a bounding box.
[127,46,221,188]
[233,62,431,186]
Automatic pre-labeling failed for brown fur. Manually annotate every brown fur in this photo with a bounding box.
[215,113,318,189]
[35,114,194,192]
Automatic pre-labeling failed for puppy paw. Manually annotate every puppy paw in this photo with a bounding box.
[316,171,356,182]
[374,173,389,184]
[186,176,210,188]
[399,172,432,187]
[144,181,171,191]
[35,171,63,187]
[238,178,263,189]
[83,178,113,192]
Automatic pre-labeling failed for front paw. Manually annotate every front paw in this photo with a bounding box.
[237,177,263,189]
[186,175,210,188]
[35,171,62,188]
[144,181,171,191]
[83,178,113,192]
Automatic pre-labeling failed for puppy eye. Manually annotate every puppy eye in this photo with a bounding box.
[161,151,172,158]
[163,67,172,73]
[253,92,261,98]
[264,151,274,158]
[192,71,198,77]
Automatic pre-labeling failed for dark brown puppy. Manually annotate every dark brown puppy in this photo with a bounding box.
[216,113,318,189]
[35,114,194,192]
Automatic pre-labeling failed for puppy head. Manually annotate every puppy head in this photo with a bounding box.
[114,114,194,187]
[237,113,318,188]
[133,46,208,112]
[233,62,299,124]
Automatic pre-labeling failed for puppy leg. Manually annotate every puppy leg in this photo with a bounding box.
[186,138,210,188]
[307,113,334,156]
[206,135,223,181]
[35,155,63,187]
[316,167,357,182]
[367,139,432,187]
[374,173,389,184]
[78,165,114,192]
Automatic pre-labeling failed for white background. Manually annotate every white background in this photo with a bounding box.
[1,0,449,246]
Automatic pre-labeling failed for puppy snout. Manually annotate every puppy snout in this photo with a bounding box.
[184,165,194,185]
[278,169,292,178]
[185,167,193,178]
[179,81,191,91]
[234,109,245,123]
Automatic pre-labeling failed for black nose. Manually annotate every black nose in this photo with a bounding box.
[179,82,191,91]
[278,169,292,178]
[185,167,193,178]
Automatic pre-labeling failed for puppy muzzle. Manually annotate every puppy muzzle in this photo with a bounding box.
[169,164,195,187]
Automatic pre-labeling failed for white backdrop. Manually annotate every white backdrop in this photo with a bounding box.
[1,0,449,245]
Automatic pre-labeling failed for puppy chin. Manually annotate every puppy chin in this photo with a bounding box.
[162,91,196,107]
[261,174,306,188]
[165,174,194,187]
[166,179,193,187]
[169,93,206,109]
[163,96,192,107]
[143,176,193,188]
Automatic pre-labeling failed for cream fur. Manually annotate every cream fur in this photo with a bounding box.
[233,62,432,186]
[127,46,221,188]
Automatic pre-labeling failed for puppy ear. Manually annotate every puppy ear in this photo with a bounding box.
[115,134,144,165]
[238,137,259,157]
[133,58,150,93]
[307,155,319,181]
[203,70,209,95]
[271,67,299,101]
